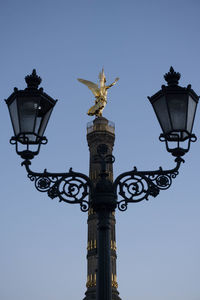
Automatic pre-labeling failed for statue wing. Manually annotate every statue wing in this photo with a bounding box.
[77,79,100,97]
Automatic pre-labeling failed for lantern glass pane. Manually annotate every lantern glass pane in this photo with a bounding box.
[38,108,53,137]
[18,97,39,133]
[24,134,37,142]
[153,96,172,134]
[35,115,42,134]
[187,96,197,133]
[8,98,20,135]
[167,94,187,131]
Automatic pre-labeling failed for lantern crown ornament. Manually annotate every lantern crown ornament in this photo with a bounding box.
[164,66,181,86]
[148,67,199,157]
[25,69,42,89]
[5,69,57,159]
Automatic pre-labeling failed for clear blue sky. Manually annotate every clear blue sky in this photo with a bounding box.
[0,1,200,300]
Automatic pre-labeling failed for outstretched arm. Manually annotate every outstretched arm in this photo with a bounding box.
[106,77,119,89]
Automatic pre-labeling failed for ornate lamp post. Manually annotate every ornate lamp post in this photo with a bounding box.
[5,67,199,300]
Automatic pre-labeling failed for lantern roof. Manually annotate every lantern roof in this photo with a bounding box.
[148,67,199,103]
[5,69,57,106]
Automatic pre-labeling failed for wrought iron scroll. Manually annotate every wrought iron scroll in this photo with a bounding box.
[22,160,93,212]
[113,157,184,211]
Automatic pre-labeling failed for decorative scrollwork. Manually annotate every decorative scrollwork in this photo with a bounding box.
[116,174,158,205]
[156,175,170,188]
[28,174,58,192]
[149,171,178,190]
[22,156,183,213]
[80,201,90,212]
[37,177,51,190]
[114,158,183,211]
[36,177,53,191]
[117,200,128,212]
[23,160,93,211]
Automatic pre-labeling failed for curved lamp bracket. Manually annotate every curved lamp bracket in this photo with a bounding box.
[22,160,93,212]
[113,157,184,211]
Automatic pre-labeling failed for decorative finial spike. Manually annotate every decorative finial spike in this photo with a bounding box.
[164,66,181,86]
[25,69,42,89]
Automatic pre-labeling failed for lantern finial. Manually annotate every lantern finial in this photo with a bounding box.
[164,67,181,86]
[25,69,42,89]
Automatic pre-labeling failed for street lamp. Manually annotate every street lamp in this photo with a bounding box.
[6,69,57,159]
[148,67,198,156]
[5,67,199,300]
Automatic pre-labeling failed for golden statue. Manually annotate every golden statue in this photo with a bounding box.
[78,68,119,117]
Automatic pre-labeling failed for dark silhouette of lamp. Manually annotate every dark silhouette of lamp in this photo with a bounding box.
[5,67,199,300]
[148,66,199,157]
[5,69,57,159]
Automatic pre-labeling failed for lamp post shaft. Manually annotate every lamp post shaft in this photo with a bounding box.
[92,174,117,300]
[96,209,112,300]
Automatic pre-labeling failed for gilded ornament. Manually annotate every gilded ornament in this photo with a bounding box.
[78,68,119,117]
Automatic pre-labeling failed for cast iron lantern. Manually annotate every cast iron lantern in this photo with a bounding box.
[148,67,199,156]
[5,69,57,159]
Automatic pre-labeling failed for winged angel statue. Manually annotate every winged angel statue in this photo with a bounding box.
[78,69,119,117]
